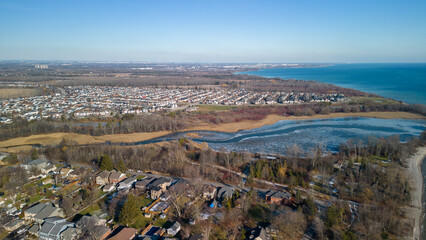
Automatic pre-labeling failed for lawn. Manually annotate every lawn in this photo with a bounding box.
[131,214,153,229]
[153,217,169,228]
[0,230,9,239]
[28,194,44,204]
[139,195,155,207]
[79,202,102,216]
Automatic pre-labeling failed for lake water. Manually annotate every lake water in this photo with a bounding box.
[123,117,425,155]
[237,63,426,105]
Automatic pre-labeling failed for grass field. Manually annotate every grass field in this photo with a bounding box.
[195,104,237,112]
[0,88,42,99]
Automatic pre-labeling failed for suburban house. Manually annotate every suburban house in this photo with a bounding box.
[109,171,126,184]
[24,203,48,221]
[135,177,154,191]
[117,177,137,190]
[96,170,111,185]
[4,219,25,232]
[60,227,81,240]
[108,227,138,240]
[38,217,75,240]
[42,164,57,174]
[148,177,173,200]
[249,226,270,240]
[265,190,292,204]
[76,216,111,240]
[59,168,74,178]
[21,158,48,171]
[103,184,116,192]
[167,221,181,236]
[34,204,65,224]
[217,187,234,201]
[148,177,173,192]
[202,185,217,200]
[150,186,163,200]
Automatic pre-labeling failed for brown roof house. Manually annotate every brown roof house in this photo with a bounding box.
[109,171,126,184]
[108,227,138,240]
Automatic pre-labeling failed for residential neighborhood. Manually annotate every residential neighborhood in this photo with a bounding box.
[0,84,346,123]
[0,152,301,240]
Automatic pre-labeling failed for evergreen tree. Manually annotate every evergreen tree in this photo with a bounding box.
[99,155,114,171]
[119,194,139,226]
[116,159,126,172]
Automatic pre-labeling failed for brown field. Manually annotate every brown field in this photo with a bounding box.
[0,88,41,99]
[96,131,172,143]
[0,111,423,153]
[0,133,103,149]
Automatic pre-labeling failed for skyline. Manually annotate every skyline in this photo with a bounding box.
[1,0,426,63]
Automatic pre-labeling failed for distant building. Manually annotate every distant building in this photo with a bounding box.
[35,64,48,69]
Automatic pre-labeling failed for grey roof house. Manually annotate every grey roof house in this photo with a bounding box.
[38,217,75,240]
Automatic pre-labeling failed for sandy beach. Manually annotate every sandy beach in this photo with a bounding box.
[406,147,426,240]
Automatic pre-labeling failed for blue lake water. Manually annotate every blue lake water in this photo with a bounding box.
[124,117,425,155]
[237,63,426,105]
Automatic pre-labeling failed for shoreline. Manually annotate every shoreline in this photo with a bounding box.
[406,147,426,240]
[0,111,424,152]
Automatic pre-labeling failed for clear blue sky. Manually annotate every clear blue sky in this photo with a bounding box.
[1,0,425,63]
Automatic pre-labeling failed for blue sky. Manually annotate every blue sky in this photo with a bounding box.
[0,0,425,62]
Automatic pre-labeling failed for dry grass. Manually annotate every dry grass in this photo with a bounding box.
[0,145,33,154]
[0,88,41,99]
[96,131,172,143]
[0,133,103,148]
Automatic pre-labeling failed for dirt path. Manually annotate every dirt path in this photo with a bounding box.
[406,147,426,240]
